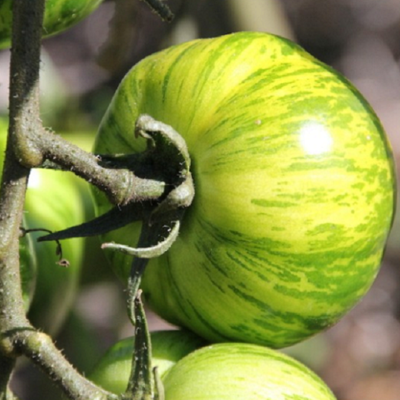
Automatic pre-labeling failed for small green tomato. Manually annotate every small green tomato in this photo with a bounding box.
[0,0,103,49]
[89,330,207,395]
[163,343,336,400]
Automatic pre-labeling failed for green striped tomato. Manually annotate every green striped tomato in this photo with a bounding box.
[0,0,102,49]
[89,330,207,394]
[162,343,336,400]
[90,336,336,400]
[93,32,396,348]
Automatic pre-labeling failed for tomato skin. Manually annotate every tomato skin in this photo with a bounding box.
[18,226,37,310]
[89,330,207,395]
[0,0,103,49]
[93,32,396,348]
[162,343,336,400]
[24,168,85,335]
[91,338,336,400]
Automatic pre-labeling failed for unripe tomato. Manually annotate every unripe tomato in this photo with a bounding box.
[162,343,336,400]
[0,120,87,335]
[93,32,396,348]
[89,330,207,394]
[0,0,103,49]
[25,168,85,335]
[18,224,37,310]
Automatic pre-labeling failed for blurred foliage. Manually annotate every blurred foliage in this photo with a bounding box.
[1,1,399,399]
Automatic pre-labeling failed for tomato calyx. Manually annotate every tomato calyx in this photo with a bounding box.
[38,114,194,253]
[101,220,180,258]
[38,114,194,331]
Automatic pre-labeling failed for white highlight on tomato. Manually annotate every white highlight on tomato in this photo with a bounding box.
[299,122,333,155]
[28,169,42,189]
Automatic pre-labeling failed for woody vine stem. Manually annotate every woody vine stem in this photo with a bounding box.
[0,0,176,399]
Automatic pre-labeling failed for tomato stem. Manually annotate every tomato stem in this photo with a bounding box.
[124,217,176,326]
[38,114,194,246]
[124,290,164,400]
[39,115,195,312]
